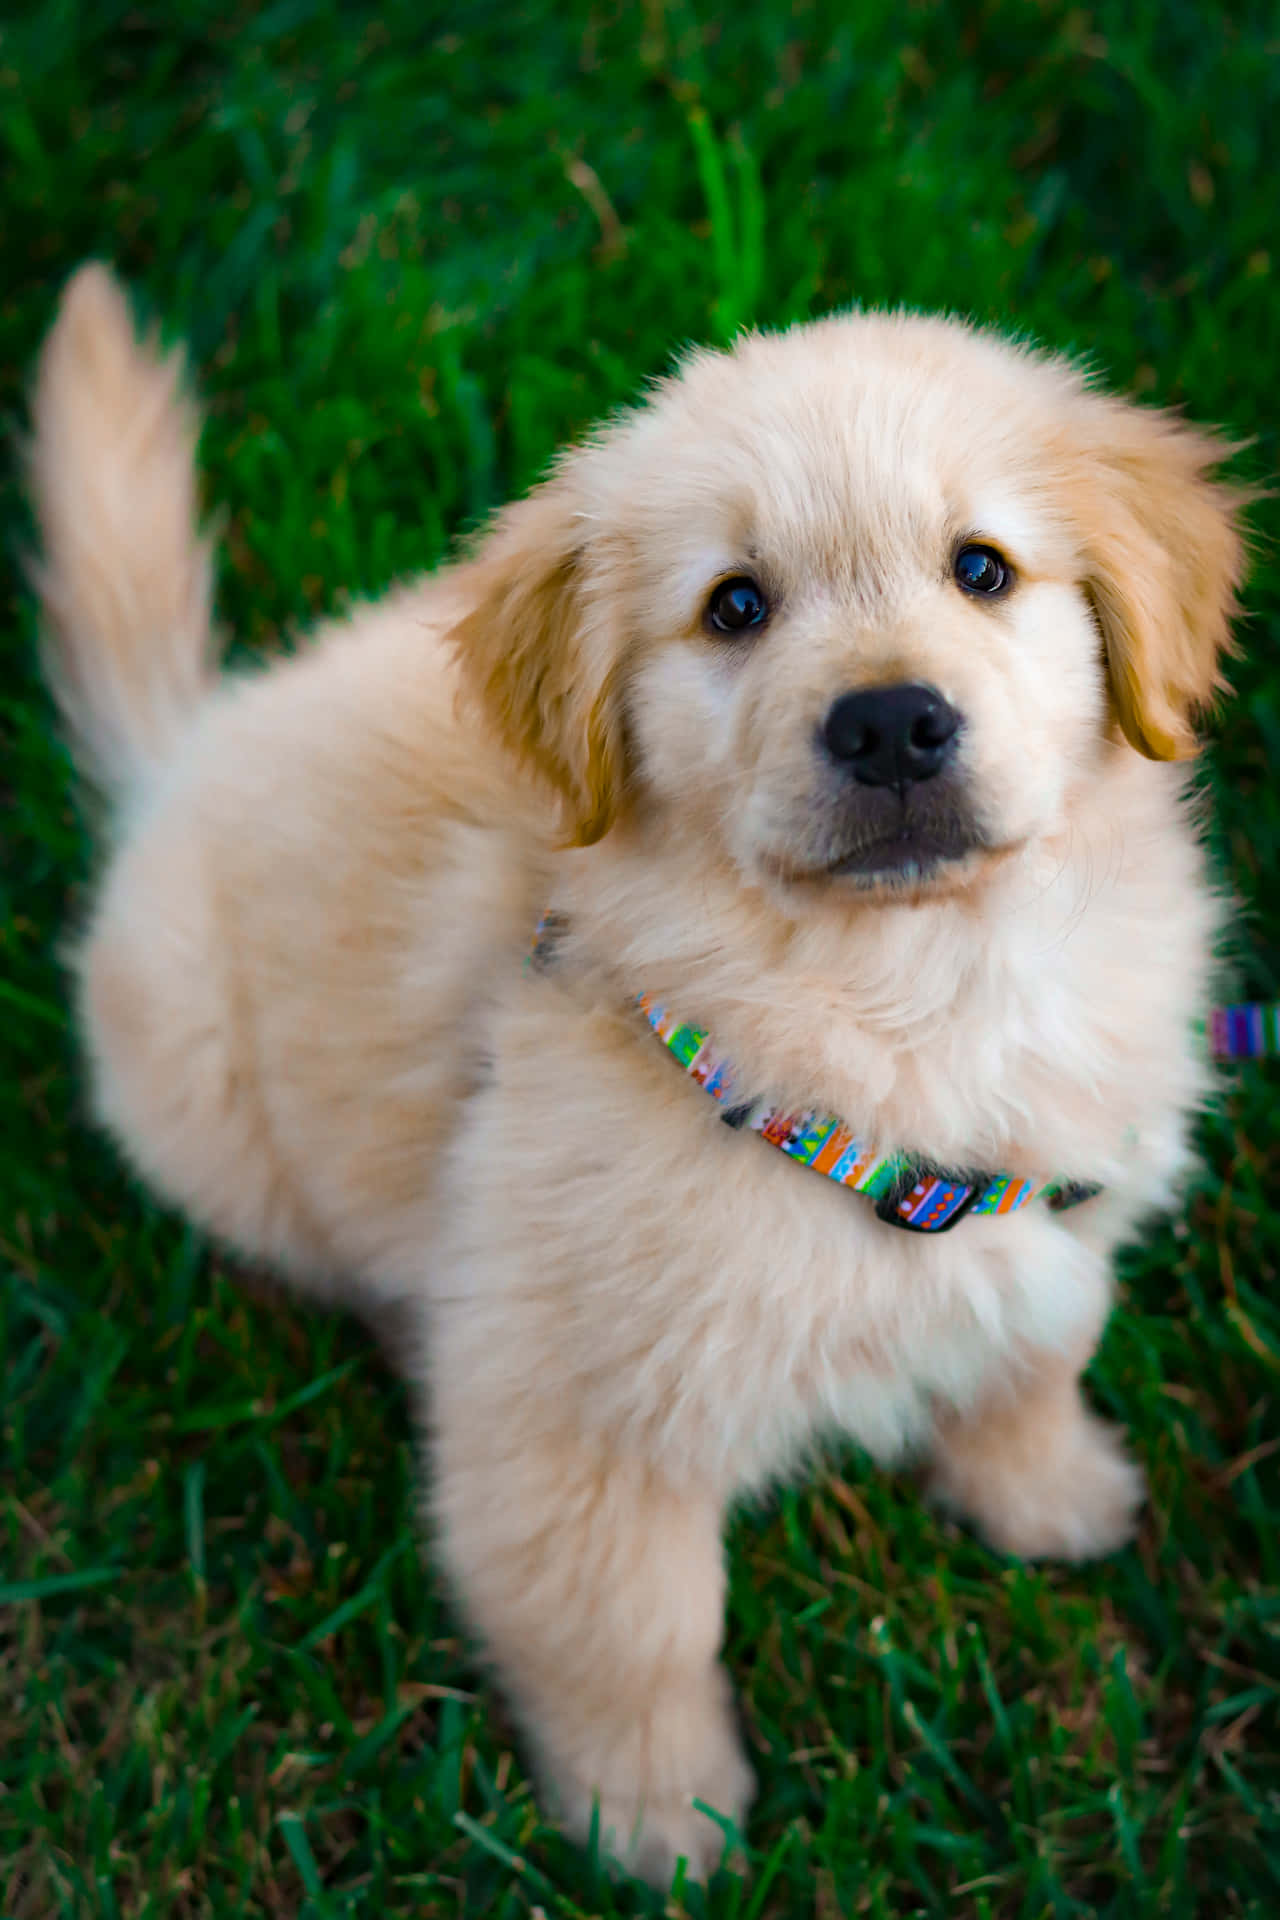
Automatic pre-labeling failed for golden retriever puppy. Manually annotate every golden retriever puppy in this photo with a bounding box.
[27,264,1246,1884]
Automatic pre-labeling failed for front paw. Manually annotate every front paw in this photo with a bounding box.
[544,1682,755,1887]
[930,1408,1146,1562]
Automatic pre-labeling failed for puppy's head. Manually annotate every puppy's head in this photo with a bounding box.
[451,315,1248,896]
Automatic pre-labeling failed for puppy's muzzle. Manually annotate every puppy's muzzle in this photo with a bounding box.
[799,682,984,884]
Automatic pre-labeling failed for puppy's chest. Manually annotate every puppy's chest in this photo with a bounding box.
[475,968,1132,1482]
[555,1012,1106,1479]
[866,991,1119,1176]
[682,981,1142,1209]
[765,901,1199,1190]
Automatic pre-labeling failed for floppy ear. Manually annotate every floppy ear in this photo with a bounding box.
[1073,401,1251,760]
[449,475,627,845]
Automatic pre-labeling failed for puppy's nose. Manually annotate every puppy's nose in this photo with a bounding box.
[822,684,961,787]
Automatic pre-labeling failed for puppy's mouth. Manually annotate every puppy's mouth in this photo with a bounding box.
[760,785,1008,896]
[823,824,987,886]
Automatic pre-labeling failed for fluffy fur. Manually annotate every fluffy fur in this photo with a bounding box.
[27,263,1248,1884]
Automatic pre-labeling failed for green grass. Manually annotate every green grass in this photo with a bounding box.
[2,3,1279,1914]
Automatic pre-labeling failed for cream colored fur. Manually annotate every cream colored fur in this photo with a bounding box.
[27,263,1247,1885]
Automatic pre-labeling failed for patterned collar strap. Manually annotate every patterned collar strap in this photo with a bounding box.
[636,996,1095,1233]
[528,916,1276,1235]
[1210,1004,1280,1059]
[636,998,1278,1233]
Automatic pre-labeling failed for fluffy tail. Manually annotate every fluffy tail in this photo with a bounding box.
[26,263,220,803]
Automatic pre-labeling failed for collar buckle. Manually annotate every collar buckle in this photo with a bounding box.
[875,1164,982,1234]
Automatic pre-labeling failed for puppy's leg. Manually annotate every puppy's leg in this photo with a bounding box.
[928,1342,1145,1561]
[77,813,342,1288]
[432,1399,754,1886]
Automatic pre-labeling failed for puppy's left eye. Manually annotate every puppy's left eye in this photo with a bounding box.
[954,544,1012,596]
[707,576,769,633]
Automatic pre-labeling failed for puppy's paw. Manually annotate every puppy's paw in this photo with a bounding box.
[930,1410,1145,1562]
[549,1694,755,1888]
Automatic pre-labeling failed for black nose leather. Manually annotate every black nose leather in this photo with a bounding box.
[822,684,961,787]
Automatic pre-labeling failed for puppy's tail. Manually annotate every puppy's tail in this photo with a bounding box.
[26,263,220,806]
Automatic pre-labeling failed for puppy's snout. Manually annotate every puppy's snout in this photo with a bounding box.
[821,684,961,788]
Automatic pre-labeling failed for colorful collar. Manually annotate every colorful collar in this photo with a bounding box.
[1208,1003,1280,1059]
[529,913,1276,1235]
[635,994,1097,1232]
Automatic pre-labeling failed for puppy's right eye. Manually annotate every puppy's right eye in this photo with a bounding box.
[707,576,769,634]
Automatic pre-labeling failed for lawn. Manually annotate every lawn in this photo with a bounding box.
[2,3,1279,1915]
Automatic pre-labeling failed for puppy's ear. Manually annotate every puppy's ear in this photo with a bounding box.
[449,474,626,845]
[1072,400,1251,760]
